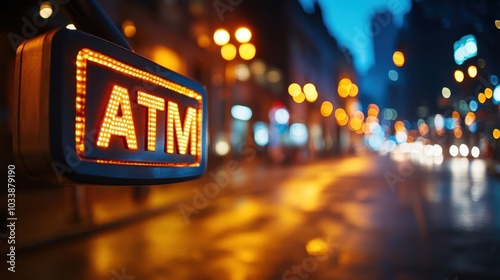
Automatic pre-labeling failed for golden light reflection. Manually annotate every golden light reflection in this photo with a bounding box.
[495,20,500,29]
[306,238,330,256]
[454,127,463,139]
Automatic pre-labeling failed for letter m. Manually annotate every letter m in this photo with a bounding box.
[167,101,198,155]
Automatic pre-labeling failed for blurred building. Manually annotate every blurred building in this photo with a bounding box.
[286,1,357,158]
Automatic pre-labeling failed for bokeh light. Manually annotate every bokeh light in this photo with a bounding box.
[235,27,252,43]
[442,87,451,98]
[239,43,256,60]
[288,83,302,97]
[320,101,334,117]
[468,65,477,78]
[221,43,237,61]
[454,70,464,82]
[213,28,230,46]
[393,51,405,67]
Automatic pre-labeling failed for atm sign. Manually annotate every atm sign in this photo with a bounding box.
[75,49,203,166]
[13,29,207,185]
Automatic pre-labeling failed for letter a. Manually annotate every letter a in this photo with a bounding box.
[97,85,138,150]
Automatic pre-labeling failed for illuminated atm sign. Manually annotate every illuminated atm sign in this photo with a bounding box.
[13,29,207,185]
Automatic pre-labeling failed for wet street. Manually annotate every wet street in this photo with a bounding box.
[10,154,500,279]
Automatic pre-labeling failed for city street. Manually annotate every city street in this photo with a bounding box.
[10,154,500,280]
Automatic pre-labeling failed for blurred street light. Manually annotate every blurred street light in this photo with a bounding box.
[392,51,405,67]
[214,28,230,46]
[122,20,137,38]
[320,101,334,117]
[442,87,451,98]
[495,20,500,29]
[214,27,256,61]
[40,1,53,19]
[235,27,252,43]
[468,65,478,78]
[338,78,357,98]
[221,43,237,61]
[303,83,318,102]
[454,70,465,82]
[239,43,256,60]
[288,83,302,97]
